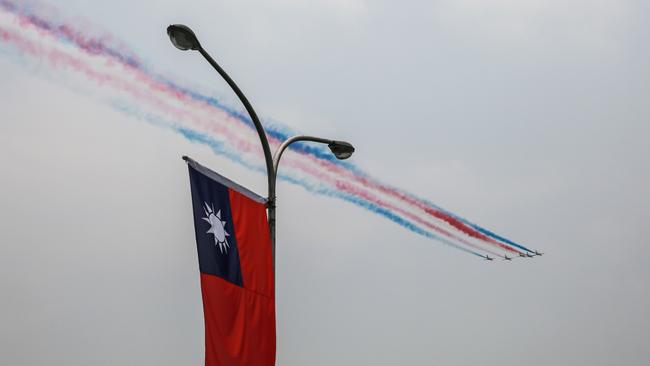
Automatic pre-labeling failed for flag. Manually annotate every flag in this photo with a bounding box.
[185,156,275,366]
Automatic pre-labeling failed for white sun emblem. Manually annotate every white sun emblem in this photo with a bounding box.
[202,202,230,254]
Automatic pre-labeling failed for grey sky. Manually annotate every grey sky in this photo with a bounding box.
[1,1,649,365]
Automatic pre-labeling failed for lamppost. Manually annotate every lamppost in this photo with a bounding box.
[167,24,355,269]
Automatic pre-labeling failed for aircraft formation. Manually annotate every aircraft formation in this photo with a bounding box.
[483,251,544,261]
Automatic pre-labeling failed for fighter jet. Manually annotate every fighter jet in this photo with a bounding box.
[534,251,544,256]
[503,254,513,261]
[484,255,494,261]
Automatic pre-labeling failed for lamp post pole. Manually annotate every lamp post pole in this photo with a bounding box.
[166,24,355,271]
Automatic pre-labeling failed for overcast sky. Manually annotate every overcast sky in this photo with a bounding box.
[1,1,649,365]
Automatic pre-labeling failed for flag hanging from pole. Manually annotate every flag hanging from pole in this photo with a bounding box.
[185,156,276,366]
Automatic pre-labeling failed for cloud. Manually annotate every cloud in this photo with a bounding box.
[432,0,633,49]
[275,0,368,19]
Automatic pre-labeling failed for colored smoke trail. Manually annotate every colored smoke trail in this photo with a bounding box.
[113,101,488,258]
[0,0,535,258]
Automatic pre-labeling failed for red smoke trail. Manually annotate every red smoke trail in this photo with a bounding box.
[282,157,503,256]
[300,155,522,253]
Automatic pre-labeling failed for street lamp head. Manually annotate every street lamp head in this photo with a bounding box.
[167,24,201,51]
[328,140,355,160]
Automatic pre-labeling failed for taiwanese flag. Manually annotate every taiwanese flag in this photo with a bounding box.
[185,157,275,366]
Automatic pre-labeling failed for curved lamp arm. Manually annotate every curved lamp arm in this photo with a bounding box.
[272,135,333,180]
[268,136,331,265]
[196,48,275,207]
[269,135,354,267]
[166,25,275,205]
